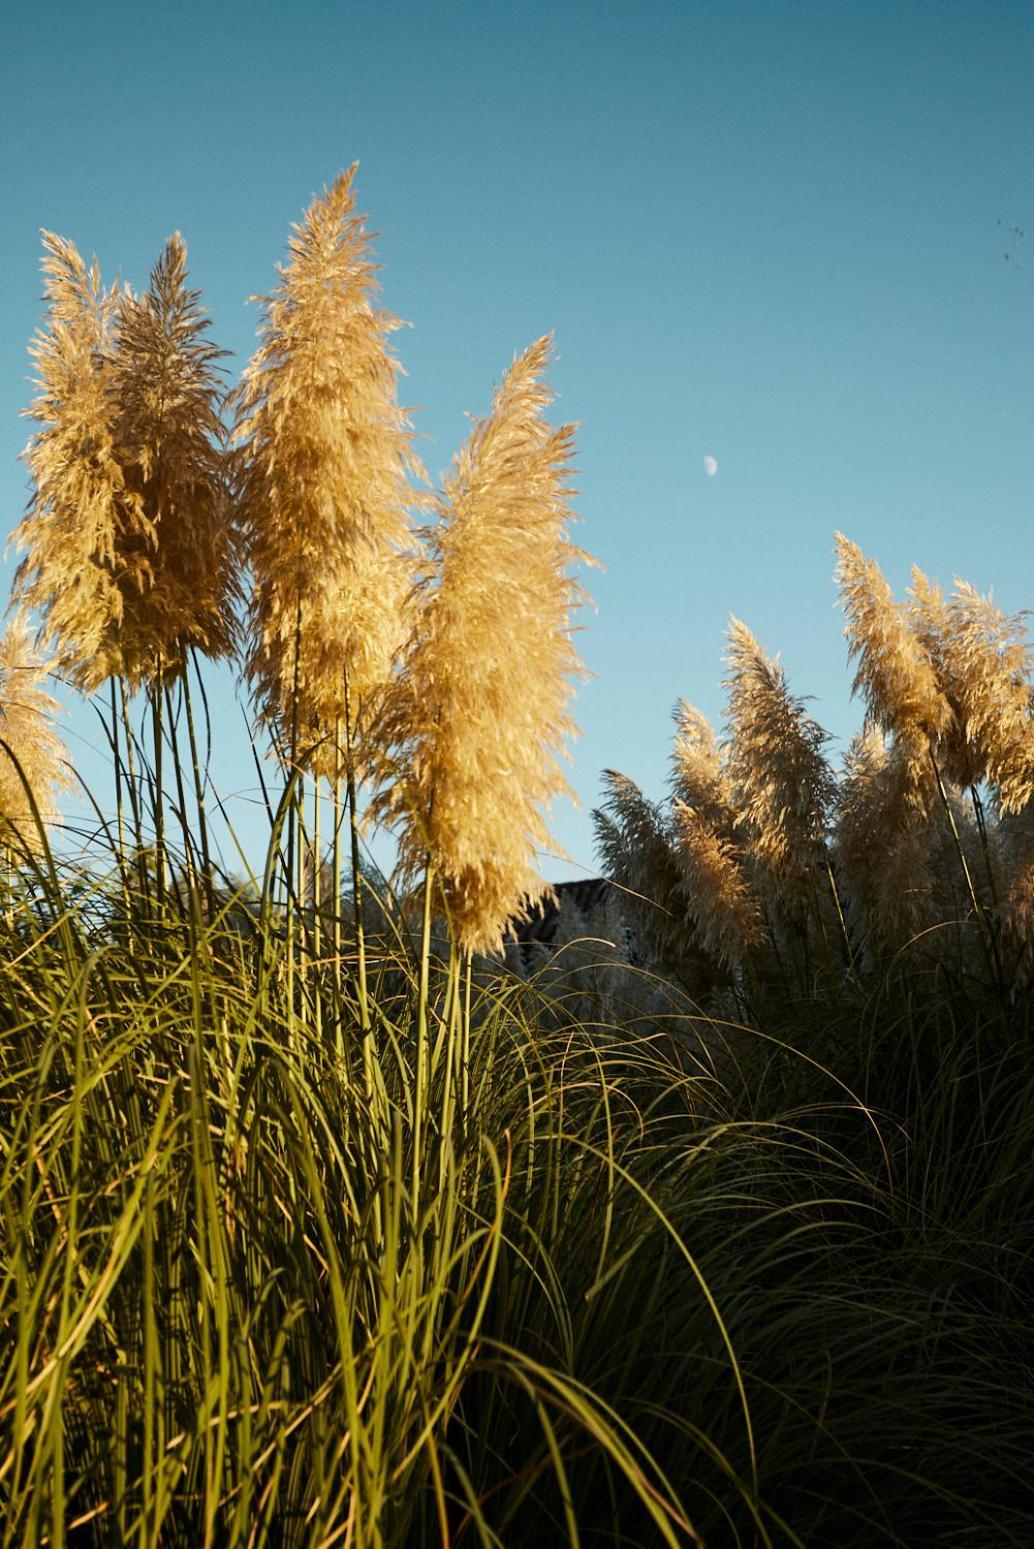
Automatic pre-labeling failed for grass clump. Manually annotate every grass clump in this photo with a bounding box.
[1,171,1033,1546]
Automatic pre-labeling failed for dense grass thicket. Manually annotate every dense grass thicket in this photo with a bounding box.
[2,169,1033,1544]
[2,824,1033,1546]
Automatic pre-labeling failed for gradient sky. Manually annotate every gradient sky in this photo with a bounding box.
[3,0,1034,883]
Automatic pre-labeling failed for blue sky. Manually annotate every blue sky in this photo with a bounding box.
[3,0,1034,882]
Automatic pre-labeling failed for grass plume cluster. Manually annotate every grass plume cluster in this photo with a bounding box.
[0,173,1032,1546]
[598,540,1034,1005]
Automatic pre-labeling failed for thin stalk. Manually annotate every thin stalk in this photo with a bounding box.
[930,750,1004,993]
[109,680,132,936]
[344,691,370,1035]
[119,678,147,904]
[824,854,860,987]
[970,784,1001,912]
[285,599,303,1039]
[151,663,166,909]
[462,952,472,1125]
[165,681,199,900]
[333,718,343,994]
[183,652,216,922]
[296,772,308,1037]
[413,857,435,1212]
[312,777,323,1045]
[438,952,465,1187]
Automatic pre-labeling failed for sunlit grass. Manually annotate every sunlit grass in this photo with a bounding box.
[1,794,1031,1545]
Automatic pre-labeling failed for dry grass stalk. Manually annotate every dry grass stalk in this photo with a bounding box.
[835,533,950,767]
[235,166,420,777]
[0,616,71,855]
[374,336,593,954]
[723,617,836,896]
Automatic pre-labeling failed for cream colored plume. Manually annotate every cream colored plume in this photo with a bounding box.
[235,166,420,777]
[834,725,935,950]
[835,533,949,762]
[910,567,1034,811]
[669,699,736,833]
[13,234,130,688]
[723,616,836,895]
[0,616,71,855]
[106,235,238,688]
[15,231,235,693]
[670,799,763,967]
[374,335,594,955]
[592,769,697,969]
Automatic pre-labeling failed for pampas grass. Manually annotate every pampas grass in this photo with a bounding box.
[0,615,70,857]
[723,616,836,896]
[13,234,131,689]
[669,698,735,830]
[666,702,763,969]
[107,234,238,688]
[15,232,235,694]
[911,566,1034,812]
[834,725,935,953]
[835,531,949,769]
[3,184,1034,1548]
[374,335,593,956]
[235,166,419,779]
[670,799,763,968]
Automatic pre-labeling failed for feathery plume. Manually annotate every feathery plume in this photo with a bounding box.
[911,567,1034,811]
[0,616,71,856]
[235,166,419,776]
[13,234,131,686]
[723,617,836,894]
[835,533,949,761]
[14,231,236,692]
[834,725,934,950]
[107,234,238,688]
[667,701,760,966]
[375,336,593,954]
[670,799,763,967]
[669,699,737,833]
[592,770,697,968]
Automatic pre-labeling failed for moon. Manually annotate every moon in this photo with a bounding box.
[703,455,718,478]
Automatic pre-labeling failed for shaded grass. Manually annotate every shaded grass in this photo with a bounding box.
[0,861,1032,1545]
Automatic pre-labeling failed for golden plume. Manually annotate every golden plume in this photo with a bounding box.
[14,231,235,692]
[374,335,594,955]
[0,616,71,856]
[910,566,1034,812]
[834,724,935,951]
[107,234,238,687]
[723,616,836,896]
[670,799,763,967]
[834,533,949,766]
[13,234,130,687]
[235,166,420,777]
[667,701,761,966]
[669,699,735,832]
